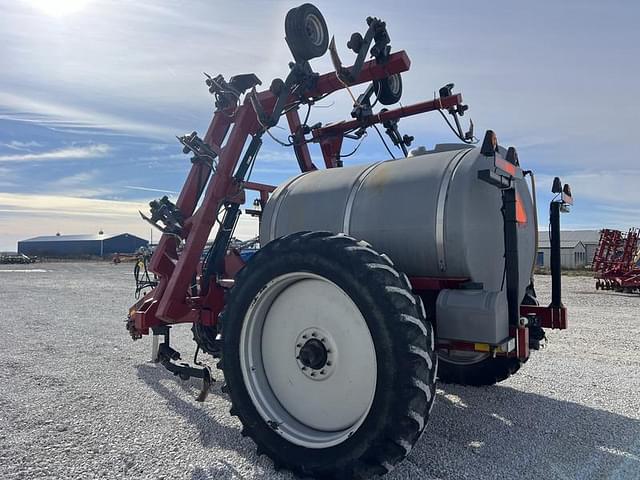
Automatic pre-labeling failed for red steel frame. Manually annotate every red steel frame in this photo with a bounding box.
[131,50,457,334]
[130,49,567,360]
[593,228,623,275]
[593,228,640,292]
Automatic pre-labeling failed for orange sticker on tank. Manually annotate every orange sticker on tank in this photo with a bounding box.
[516,192,528,224]
[495,157,517,176]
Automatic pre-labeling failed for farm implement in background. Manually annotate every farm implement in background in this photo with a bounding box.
[594,228,640,293]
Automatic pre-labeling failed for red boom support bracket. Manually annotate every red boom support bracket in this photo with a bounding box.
[130,50,468,335]
[520,304,568,330]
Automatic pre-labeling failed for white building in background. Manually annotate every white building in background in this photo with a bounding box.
[557,230,601,265]
[536,238,586,269]
[536,230,600,269]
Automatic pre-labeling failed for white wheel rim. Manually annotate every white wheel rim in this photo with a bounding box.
[387,74,401,94]
[239,272,377,448]
[305,14,324,47]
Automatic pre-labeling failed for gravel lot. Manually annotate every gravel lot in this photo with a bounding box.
[1,263,639,479]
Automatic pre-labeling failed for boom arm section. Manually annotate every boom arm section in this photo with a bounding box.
[128,49,468,337]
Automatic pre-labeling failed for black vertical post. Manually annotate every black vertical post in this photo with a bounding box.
[503,187,520,325]
[550,201,562,307]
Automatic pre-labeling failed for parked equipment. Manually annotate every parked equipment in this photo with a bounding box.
[126,5,573,478]
[594,227,640,293]
[0,253,36,264]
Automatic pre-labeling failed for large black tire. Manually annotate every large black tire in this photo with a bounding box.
[191,323,220,357]
[437,354,524,386]
[285,4,329,62]
[221,231,436,479]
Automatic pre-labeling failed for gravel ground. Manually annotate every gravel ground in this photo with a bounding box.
[1,263,639,480]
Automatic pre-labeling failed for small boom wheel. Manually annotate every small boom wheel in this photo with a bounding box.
[374,73,403,105]
[285,3,329,62]
[221,231,436,479]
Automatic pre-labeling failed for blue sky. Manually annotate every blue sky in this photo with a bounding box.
[1,0,639,250]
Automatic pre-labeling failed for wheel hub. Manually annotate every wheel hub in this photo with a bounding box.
[295,327,336,380]
[298,339,327,369]
[305,14,324,46]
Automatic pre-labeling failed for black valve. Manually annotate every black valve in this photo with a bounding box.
[204,73,261,111]
[347,32,364,53]
[367,17,391,63]
[439,83,454,99]
[381,109,412,157]
[139,196,185,236]
[177,131,219,169]
[269,78,286,96]
[228,73,261,93]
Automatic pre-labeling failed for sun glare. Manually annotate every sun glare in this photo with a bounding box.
[26,0,91,17]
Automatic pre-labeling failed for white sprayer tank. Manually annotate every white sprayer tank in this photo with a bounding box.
[260,145,536,341]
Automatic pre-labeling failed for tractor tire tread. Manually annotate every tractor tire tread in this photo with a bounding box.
[220,231,436,479]
[437,356,525,386]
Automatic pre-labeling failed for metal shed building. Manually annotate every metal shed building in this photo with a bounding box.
[536,239,587,269]
[556,230,600,266]
[18,233,148,258]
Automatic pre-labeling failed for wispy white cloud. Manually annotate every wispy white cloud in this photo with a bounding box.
[0,92,180,140]
[0,144,109,162]
[537,171,640,206]
[0,192,144,217]
[24,0,93,18]
[46,170,115,198]
[123,185,178,194]
[2,140,42,151]
[52,170,100,187]
[149,144,170,152]
[534,170,640,231]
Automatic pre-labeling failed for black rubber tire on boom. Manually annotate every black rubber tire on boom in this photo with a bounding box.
[374,74,403,105]
[285,4,329,62]
[221,231,437,479]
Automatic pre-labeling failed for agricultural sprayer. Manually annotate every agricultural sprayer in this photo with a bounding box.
[127,5,573,478]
